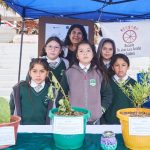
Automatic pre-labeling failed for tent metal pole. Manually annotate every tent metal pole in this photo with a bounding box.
[18,18,25,82]
[18,9,25,83]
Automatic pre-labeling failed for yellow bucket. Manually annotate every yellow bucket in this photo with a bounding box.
[117,108,150,150]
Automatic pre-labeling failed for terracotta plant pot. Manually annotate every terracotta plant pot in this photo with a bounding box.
[0,115,21,149]
[117,108,150,150]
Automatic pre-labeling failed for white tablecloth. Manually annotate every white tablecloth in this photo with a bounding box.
[18,125,122,134]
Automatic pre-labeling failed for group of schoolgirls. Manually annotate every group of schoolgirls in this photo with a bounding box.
[9,24,136,125]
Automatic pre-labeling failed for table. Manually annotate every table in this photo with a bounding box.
[5,125,128,150]
[18,125,122,134]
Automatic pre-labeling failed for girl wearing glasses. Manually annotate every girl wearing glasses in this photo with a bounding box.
[40,36,69,82]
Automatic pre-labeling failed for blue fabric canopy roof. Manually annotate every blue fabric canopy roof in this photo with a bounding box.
[3,0,150,82]
[4,0,150,22]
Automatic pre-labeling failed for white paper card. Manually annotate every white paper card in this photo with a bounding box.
[129,117,150,135]
[53,116,84,134]
[0,126,15,146]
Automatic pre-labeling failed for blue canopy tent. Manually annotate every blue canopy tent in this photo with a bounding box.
[4,0,150,21]
[3,0,150,81]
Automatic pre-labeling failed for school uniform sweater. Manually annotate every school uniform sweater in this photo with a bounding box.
[41,56,69,82]
[103,76,136,124]
[9,81,53,125]
[58,64,112,122]
[49,59,68,82]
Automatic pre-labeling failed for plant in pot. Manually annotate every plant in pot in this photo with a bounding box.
[117,68,150,150]
[0,97,21,149]
[48,71,91,149]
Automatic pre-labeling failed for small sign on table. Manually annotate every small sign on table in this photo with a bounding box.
[129,117,150,136]
[0,126,15,146]
[53,116,84,135]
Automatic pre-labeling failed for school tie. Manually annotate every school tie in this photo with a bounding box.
[118,78,124,84]
[34,84,42,92]
[106,64,109,69]
[49,62,57,68]
[83,67,88,73]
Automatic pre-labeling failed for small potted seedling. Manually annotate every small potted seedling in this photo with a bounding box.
[0,97,21,149]
[48,71,91,149]
[117,67,150,150]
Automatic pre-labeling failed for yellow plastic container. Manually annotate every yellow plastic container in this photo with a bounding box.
[117,108,150,150]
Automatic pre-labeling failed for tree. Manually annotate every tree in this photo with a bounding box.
[0,0,15,12]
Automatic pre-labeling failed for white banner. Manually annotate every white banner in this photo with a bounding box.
[99,21,150,57]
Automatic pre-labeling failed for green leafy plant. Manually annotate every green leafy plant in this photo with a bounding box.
[0,97,11,123]
[58,99,74,116]
[119,67,150,108]
[48,71,75,116]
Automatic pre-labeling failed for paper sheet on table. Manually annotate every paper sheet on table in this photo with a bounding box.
[129,117,150,135]
[53,116,84,134]
[0,126,15,146]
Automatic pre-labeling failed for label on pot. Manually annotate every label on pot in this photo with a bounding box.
[0,126,15,146]
[129,117,150,135]
[53,116,84,134]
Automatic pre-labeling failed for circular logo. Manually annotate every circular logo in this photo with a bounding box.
[123,30,137,43]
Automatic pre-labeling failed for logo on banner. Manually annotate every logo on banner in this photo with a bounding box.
[118,25,141,56]
[123,30,137,43]
[121,25,138,43]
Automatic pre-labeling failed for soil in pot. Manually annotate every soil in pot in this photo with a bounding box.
[121,111,150,117]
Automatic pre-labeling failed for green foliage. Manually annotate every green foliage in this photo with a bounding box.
[120,69,150,108]
[0,0,15,12]
[48,71,74,116]
[48,71,67,101]
[48,84,56,101]
[0,97,11,123]
[58,99,75,116]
